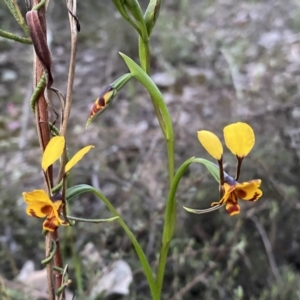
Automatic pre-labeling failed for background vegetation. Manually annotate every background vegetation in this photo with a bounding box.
[1,0,300,299]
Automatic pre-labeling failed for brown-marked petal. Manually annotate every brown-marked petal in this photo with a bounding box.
[43,215,60,232]
[41,136,65,171]
[223,122,255,158]
[211,183,237,207]
[198,130,223,160]
[23,190,55,218]
[225,199,240,216]
[235,180,262,201]
[26,204,49,218]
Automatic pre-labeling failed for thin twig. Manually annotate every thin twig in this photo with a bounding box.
[57,0,78,183]
[169,267,212,300]
[221,48,244,102]
[249,215,281,283]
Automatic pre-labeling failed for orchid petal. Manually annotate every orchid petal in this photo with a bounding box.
[223,122,255,158]
[198,130,223,160]
[235,180,263,201]
[43,215,60,232]
[65,145,94,173]
[225,198,240,216]
[26,203,50,218]
[41,136,65,171]
[23,190,53,206]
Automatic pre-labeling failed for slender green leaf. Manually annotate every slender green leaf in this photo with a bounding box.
[66,184,158,299]
[120,53,173,139]
[193,158,220,182]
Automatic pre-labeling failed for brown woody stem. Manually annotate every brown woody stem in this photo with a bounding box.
[30,1,64,299]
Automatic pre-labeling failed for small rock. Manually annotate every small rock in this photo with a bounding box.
[2,69,17,82]
[152,72,176,87]
[90,259,133,298]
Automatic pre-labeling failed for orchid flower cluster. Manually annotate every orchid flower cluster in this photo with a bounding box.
[23,136,94,232]
[185,122,263,216]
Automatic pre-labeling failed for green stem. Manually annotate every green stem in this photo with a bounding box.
[51,179,63,193]
[0,29,32,44]
[69,225,83,294]
[32,0,47,11]
[156,157,221,295]
[66,184,158,299]
[121,50,176,298]
[138,34,150,74]
[156,157,194,295]
[166,134,175,184]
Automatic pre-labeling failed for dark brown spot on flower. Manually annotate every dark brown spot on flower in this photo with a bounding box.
[43,216,58,232]
[249,192,260,201]
[90,99,104,118]
[41,205,52,215]
[29,209,38,218]
[237,189,247,198]
[98,96,105,107]
[227,204,240,216]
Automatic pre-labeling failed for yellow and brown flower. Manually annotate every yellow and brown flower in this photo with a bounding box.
[23,190,68,232]
[211,177,262,216]
[185,122,263,216]
[23,136,94,231]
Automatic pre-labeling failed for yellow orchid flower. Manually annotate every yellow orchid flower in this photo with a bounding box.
[211,177,262,216]
[187,122,262,216]
[23,190,68,232]
[23,136,94,231]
